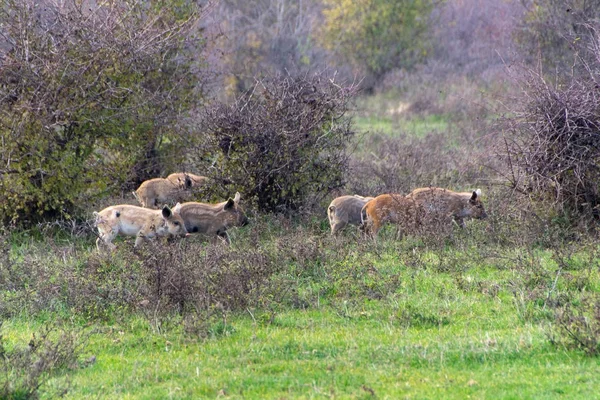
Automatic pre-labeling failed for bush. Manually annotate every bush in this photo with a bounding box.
[191,71,358,212]
[551,296,600,356]
[0,323,87,399]
[501,66,600,224]
[0,0,206,226]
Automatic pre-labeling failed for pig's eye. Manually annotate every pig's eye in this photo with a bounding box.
[174,222,180,226]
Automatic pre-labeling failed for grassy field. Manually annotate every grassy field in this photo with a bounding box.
[2,217,600,399]
[2,98,600,399]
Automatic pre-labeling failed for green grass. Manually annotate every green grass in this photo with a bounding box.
[5,302,599,399]
[352,92,450,140]
[3,221,600,399]
[2,97,599,398]
[354,114,449,139]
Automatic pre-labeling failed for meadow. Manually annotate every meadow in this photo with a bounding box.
[2,92,600,399]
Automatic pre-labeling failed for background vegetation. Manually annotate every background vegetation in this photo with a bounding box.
[1,0,600,398]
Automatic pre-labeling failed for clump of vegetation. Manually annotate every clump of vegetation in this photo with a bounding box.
[0,0,206,226]
[0,220,330,334]
[501,63,600,225]
[193,71,358,212]
[551,296,600,356]
[0,323,87,399]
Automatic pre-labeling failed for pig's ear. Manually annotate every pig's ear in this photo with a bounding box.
[173,203,182,213]
[470,189,481,202]
[224,198,235,210]
[162,205,173,219]
[234,192,241,203]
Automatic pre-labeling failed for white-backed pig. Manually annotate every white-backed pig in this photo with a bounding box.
[327,195,374,235]
[93,203,188,251]
[178,192,248,244]
[406,187,487,227]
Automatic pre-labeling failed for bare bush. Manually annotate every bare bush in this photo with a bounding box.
[501,64,600,224]
[190,71,358,213]
[137,241,283,315]
[346,131,490,197]
[0,323,87,399]
[551,296,600,356]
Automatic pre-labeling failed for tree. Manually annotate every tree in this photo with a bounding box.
[204,0,329,95]
[318,0,434,83]
[430,0,525,79]
[0,0,208,225]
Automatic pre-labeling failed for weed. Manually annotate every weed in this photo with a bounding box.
[550,296,600,356]
[0,323,88,399]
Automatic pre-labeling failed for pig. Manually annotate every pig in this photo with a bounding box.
[406,187,487,227]
[360,194,422,238]
[166,172,208,190]
[93,203,187,251]
[178,192,248,244]
[327,195,374,235]
[132,177,190,209]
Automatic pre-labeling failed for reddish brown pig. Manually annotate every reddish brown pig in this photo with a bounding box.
[360,194,421,238]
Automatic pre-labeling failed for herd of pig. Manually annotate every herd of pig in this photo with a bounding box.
[93,172,487,251]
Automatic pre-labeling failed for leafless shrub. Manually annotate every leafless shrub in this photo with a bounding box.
[551,296,600,356]
[136,241,282,315]
[501,62,600,225]
[0,323,88,399]
[346,132,490,197]
[498,20,600,229]
[189,71,358,213]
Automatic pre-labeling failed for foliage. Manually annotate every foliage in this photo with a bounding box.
[318,0,434,83]
[192,71,358,213]
[0,0,206,226]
